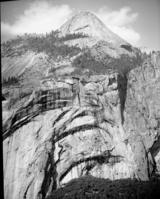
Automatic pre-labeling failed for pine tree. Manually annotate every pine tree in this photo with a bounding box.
[3,77,6,85]
[8,76,11,84]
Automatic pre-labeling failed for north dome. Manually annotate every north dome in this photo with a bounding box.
[59,11,131,46]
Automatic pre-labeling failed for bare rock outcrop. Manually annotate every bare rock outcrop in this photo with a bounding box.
[124,53,160,177]
[59,11,129,46]
[59,11,135,58]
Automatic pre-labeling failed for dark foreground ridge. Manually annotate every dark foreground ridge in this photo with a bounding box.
[46,175,160,199]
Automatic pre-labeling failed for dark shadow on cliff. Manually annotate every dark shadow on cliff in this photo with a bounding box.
[45,175,160,199]
[150,136,160,174]
[38,130,59,199]
[117,74,128,125]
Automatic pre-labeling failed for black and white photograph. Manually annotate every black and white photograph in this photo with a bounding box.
[1,0,160,198]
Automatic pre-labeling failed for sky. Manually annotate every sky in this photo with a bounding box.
[1,0,160,51]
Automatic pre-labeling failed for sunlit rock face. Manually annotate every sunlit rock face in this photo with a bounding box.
[2,10,160,199]
[123,53,160,178]
[2,54,160,199]
[59,11,134,58]
[3,74,129,199]
[60,11,129,46]
[2,52,48,80]
[52,74,133,188]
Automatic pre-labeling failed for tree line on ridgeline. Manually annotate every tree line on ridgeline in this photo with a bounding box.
[1,29,157,78]
[1,31,89,59]
[71,49,145,76]
[2,76,19,86]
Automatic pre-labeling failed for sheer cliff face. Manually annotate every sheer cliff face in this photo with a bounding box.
[2,11,160,199]
[3,53,160,199]
[123,54,160,177]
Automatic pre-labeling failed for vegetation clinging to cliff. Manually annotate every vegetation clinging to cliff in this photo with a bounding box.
[1,31,89,59]
[72,50,144,76]
[2,76,19,86]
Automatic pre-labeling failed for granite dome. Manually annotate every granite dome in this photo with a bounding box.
[60,11,131,46]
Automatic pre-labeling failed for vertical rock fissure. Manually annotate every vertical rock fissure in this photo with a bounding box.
[39,153,52,198]
[117,74,128,125]
[150,136,160,174]
[23,179,34,199]
[38,135,58,199]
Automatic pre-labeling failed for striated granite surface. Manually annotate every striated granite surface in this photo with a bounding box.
[59,11,130,46]
[59,11,135,58]
[124,53,160,178]
[2,53,160,199]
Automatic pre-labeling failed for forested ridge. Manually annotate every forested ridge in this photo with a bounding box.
[1,31,88,58]
[1,29,151,84]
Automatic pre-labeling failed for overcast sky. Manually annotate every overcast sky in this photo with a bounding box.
[1,0,160,50]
